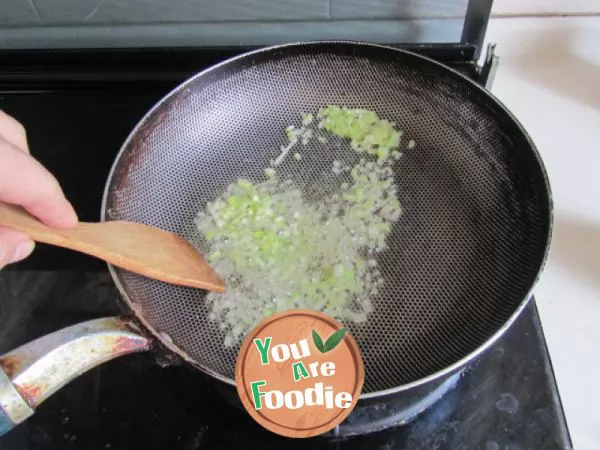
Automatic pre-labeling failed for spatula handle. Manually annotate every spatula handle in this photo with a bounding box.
[0,202,225,292]
[0,202,74,247]
[0,202,104,256]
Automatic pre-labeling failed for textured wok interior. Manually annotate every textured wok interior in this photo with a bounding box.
[103,42,550,393]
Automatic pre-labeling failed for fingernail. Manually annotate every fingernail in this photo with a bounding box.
[11,241,35,264]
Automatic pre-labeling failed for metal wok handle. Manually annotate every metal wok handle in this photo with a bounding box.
[0,317,150,436]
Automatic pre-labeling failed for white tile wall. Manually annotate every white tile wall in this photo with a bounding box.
[484,16,600,449]
[492,0,600,16]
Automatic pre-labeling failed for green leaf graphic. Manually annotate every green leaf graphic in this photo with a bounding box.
[323,328,347,353]
[312,330,325,353]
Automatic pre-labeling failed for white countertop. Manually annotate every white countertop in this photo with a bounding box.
[484,16,600,450]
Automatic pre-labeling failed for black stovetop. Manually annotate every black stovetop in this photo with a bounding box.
[0,45,572,450]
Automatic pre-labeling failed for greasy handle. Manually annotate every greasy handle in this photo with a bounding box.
[0,369,32,437]
[0,318,150,436]
[0,407,16,437]
[0,203,67,246]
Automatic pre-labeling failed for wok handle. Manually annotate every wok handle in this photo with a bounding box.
[0,317,150,436]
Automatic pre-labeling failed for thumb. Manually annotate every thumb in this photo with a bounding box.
[0,136,78,228]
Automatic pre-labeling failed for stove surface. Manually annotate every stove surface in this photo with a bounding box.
[0,46,571,449]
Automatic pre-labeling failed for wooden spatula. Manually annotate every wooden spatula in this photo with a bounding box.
[0,203,225,293]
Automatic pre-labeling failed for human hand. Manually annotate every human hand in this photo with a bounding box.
[0,111,78,268]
